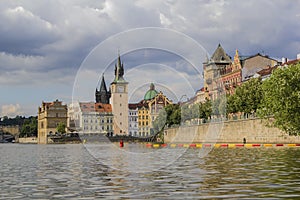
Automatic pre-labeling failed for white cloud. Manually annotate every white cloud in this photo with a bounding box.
[1,104,23,117]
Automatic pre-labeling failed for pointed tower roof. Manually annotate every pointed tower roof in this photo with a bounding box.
[112,54,126,83]
[210,44,231,63]
[99,74,108,92]
[96,73,111,104]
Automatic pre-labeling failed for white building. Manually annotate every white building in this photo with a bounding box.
[68,102,113,135]
[128,104,139,136]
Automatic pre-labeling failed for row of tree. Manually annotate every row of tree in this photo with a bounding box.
[153,62,300,135]
[1,116,66,137]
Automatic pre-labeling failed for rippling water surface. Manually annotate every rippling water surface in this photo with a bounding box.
[1,143,300,199]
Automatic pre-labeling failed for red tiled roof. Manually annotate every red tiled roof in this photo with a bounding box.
[282,59,300,66]
[79,102,112,113]
[256,66,277,76]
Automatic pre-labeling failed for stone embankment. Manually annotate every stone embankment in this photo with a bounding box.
[164,118,300,144]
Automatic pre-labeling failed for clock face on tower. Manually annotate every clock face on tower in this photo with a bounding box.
[117,85,124,93]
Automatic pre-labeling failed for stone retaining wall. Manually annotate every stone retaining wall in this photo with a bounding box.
[164,118,300,144]
[19,137,37,144]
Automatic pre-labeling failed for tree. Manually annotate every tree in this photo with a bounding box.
[152,109,167,134]
[199,99,212,119]
[20,116,37,137]
[229,78,263,115]
[56,122,66,134]
[226,94,239,115]
[258,63,300,135]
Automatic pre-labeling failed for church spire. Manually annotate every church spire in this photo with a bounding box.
[113,53,125,83]
[96,74,111,104]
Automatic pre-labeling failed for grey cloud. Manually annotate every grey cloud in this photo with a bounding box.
[0,0,300,116]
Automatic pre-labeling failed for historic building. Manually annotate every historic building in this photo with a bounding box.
[38,100,68,144]
[129,83,172,137]
[68,102,113,135]
[203,44,232,100]
[110,55,129,135]
[203,44,280,100]
[219,50,243,95]
[241,53,279,81]
[128,103,139,136]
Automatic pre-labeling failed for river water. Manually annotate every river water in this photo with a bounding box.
[1,143,300,199]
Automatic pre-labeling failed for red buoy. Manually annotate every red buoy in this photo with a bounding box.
[120,140,124,148]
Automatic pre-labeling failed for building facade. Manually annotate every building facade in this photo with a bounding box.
[242,53,279,81]
[203,44,232,100]
[68,102,113,135]
[128,104,139,136]
[38,100,68,144]
[219,50,242,95]
[203,44,280,100]
[130,83,172,137]
[110,55,129,135]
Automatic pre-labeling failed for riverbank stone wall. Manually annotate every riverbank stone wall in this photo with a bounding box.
[164,118,300,144]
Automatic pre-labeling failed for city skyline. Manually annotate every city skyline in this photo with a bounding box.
[1,0,300,117]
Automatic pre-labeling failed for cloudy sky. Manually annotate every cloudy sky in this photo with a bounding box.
[0,0,299,117]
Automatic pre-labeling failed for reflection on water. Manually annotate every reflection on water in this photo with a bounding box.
[0,144,300,199]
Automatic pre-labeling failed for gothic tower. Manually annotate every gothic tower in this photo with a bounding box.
[95,74,111,104]
[110,54,128,135]
[203,43,231,100]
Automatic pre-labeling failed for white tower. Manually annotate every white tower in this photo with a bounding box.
[110,54,129,135]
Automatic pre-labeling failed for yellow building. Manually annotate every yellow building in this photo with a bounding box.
[136,84,172,137]
[138,106,150,137]
[38,100,68,144]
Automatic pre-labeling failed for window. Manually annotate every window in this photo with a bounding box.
[56,113,59,117]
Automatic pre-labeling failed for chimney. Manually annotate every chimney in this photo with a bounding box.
[281,57,287,64]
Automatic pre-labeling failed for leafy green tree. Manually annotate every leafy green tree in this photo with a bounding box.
[181,104,193,121]
[56,122,66,134]
[226,94,239,115]
[20,116,37,137]
[152,104,181,132]
[199,99,212,119]
[258,63,300,135]
[167,104,181,126]
[229,78,263,115]
[152,109,167,134]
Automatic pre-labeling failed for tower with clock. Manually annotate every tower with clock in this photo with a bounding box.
[110,54,128,135]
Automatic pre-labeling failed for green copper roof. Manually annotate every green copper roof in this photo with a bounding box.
[144,83,158,100]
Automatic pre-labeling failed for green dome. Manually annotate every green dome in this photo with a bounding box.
[144,83,158,100]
